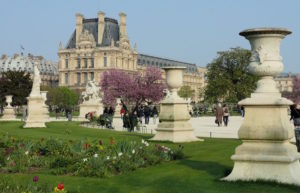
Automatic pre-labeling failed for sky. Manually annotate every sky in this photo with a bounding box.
[0,0,299,72]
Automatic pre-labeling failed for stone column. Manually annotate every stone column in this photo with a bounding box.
[24,63,46,128]
[1,95,16,120]
[41,91,50,122]
[224,28,300,185]
[151,67,201,142]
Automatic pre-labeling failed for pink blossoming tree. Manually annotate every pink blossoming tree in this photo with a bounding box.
[100,67,166,110]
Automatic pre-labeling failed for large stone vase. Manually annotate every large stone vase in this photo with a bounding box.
[2,95,16,120]
[224,28,300,185]
[151,67,201,142]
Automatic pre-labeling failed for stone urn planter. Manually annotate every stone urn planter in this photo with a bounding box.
[224,28,300,185]
[151,67,201,142]
[1,95,16,120]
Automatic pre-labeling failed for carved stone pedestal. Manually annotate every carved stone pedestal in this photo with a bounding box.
[1,95,16,120]
[23,96,46,128]
[151,67,201,143]
[224,28,300,185]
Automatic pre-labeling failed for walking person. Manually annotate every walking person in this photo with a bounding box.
[55,107,59,119]
[240,106,245,117]
[137,106,143,124]
[215,103,224,127]
[144,105,150,125]
[223,104,230,127]
[152,106,158,124]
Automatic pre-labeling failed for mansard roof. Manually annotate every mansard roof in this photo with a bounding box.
[65,17,120,49]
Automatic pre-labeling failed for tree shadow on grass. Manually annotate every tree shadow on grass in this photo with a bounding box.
[179,159,300,191]
[178,159,232,179]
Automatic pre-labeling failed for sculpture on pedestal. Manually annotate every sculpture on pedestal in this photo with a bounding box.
[151,67,201,142]
[114,98,122,118]
[79,81,103,119]
[224,28,300,185]
[1,95,16,120]
[23,62,46,128]
[41,91,50,122]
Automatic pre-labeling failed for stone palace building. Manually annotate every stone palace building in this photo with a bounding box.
[58,11,206,101]
[0,53,58,87]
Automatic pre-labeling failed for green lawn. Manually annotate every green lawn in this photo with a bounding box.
[0,121,298,193]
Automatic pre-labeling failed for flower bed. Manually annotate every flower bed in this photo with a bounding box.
[0,134,184,178]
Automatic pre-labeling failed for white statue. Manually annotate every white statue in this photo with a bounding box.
[81,81,101,103]
[29,62,41,97]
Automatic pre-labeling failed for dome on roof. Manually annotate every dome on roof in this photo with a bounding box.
[0,54,58,76]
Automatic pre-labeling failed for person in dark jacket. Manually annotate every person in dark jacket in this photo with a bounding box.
[152,106,158,124]
[129,110,138,132]
[290,104,300,128]
[143,105,150,125]
[137,107,143,124]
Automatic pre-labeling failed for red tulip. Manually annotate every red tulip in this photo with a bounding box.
[57,183,64,190]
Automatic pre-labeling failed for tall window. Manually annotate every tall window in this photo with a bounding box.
[65,58,68,69]
[77,73,81,85]
[84,58,88,68]
[104,53,107,67]
[65,73,69,84]
[91,58,94,68]
[77,58,80,68]
[90,72,94,81]
[84,72,88,84]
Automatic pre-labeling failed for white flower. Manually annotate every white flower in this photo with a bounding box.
[106,156,110,160]
[139,146,143,149]
[25,151,29,155]
[142,139,145,144]
[7,157,10,161]
[118,152,123,157]
[145,142,149,147]
[83,158,87,162]
[132,149,135,154]
[94,153,98,158]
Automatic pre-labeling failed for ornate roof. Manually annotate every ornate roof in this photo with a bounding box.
[65,17,120,49]
[0,54,58,76]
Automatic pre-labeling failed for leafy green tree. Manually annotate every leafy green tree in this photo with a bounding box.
[178,86,195,99]
[0,70,32,106]
[48,87,79,111]
[204,47,258,104]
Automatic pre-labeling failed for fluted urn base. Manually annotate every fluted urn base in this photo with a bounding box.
[151,96,202,143]
[23,96,46,128]
[224,140,300,185]
[224,98,300,185]
[1,107,16,120]
[151,120,202,143]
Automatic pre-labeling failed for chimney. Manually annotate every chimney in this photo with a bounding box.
[75,13,84,46]
[97,11,105,45]
[119,12,127,38]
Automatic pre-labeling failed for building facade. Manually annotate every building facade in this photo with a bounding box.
[275,73,294,93]
[0,53,58,87]
[58,11,206,101]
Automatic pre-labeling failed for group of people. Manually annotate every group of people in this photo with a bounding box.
[120,105,159,125]
[215,103,230,127]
